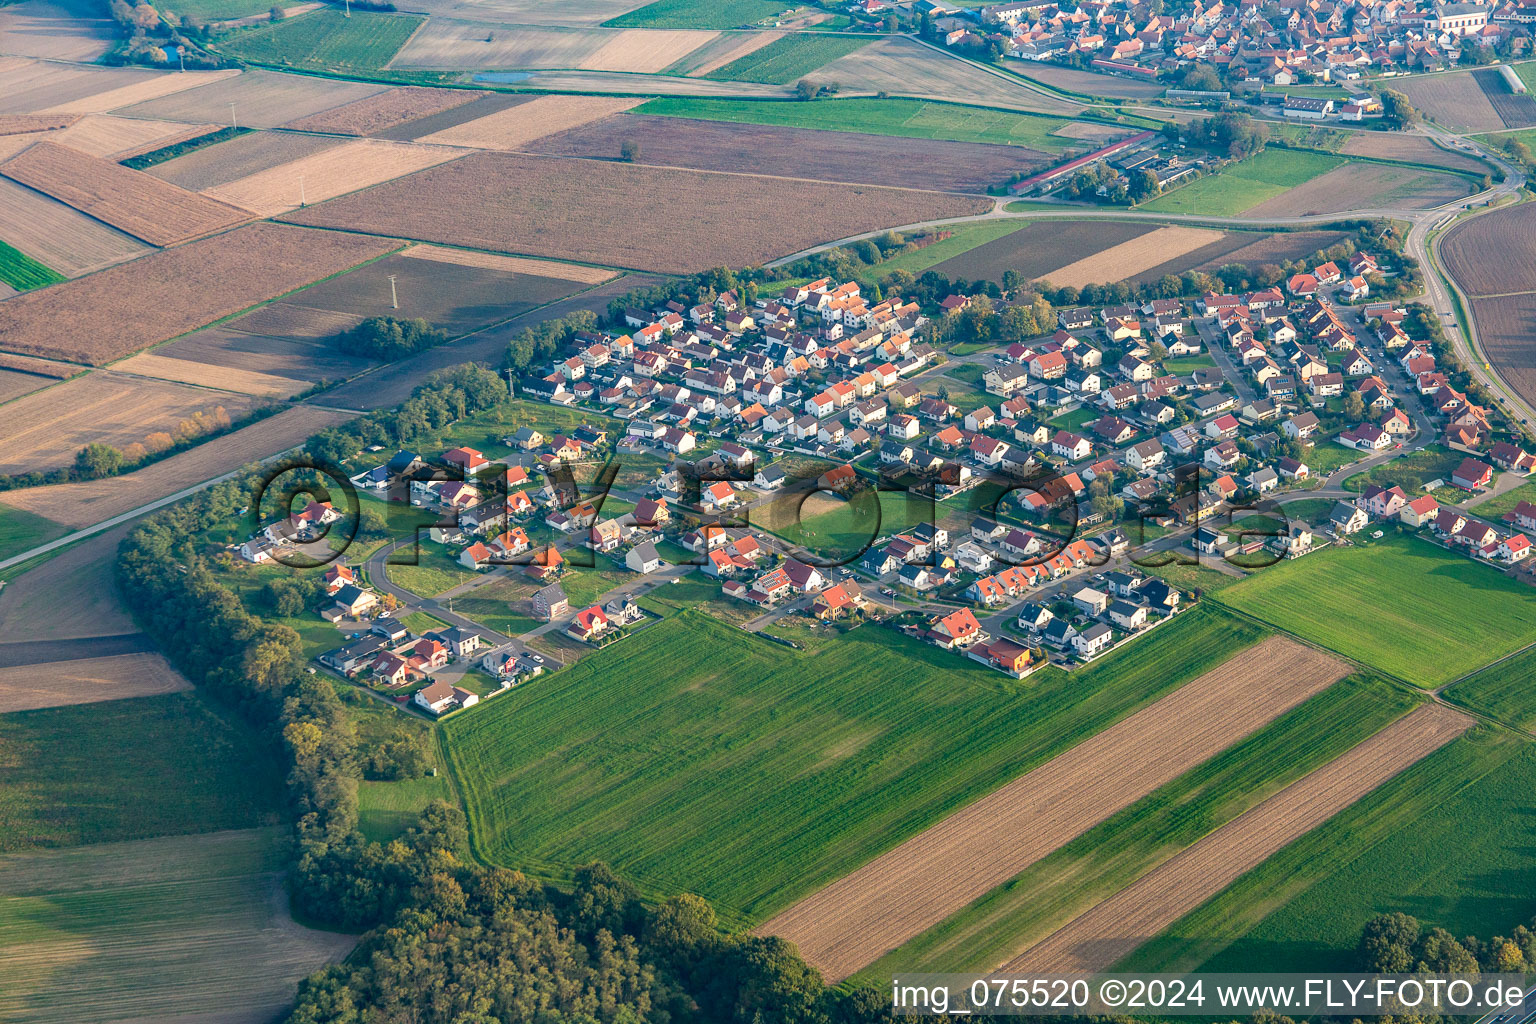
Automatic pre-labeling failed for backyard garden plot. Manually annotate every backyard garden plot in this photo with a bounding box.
[527,112,1049,192]
[635,95,1085,150]
[925,220,1155,282]
[281,151,989,274]
[0,222,399,365]
[413,94,643,149]
[851,673,1419,981]
[1213,534,1536,688]
[0,142,249,246]
[280,85,481,136]
[442,606,1270,926]
[1007,704,1471,974]
[1038,226,1226,290]
[0,371,259,476]
[0,828,356,1024]
[145,129,342,191]
[1395,69,1505,132]
[39,68,239,115]
[0,691,283,850]
[820,37,1085,115]
[0,0,116,61]
[0,405,355,529]
[202,137,464,216]
[216,9,426,73]
[1125,728,1536,973]
[115,68,388,129]
[700,33,873,84]
[0,652,190,714]
[1239,161,1469,217]
[606,0,793,28]
[1142,148,1345,216]
[763,635,1348,981]
[110,352,308,398]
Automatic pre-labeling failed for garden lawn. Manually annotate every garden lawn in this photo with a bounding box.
[1213,534,1536,687]
[0,240,64,291]
[1125,728,1536,972]
[1469,479,1536,522]
[217,9,425,72]
[1141,149,1344,217]
[0,692,283,851]
[386,545,480,598]
[634,96,1078,150]
[852,672,1418,980]
[441,605,1269,924]
[605,0,791,29]
[701,33,874,84]
[1342,443,1460,493]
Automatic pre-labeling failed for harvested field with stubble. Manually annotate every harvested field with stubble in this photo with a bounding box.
[0,142,249,246]
[0,527,136,640]
[815,36,1084,115]
[202,138,464,216]
[0,652,190,714]
[0,177,150,277]
[378,91,530,141]
[0,371,258,475]
[759,635,1350,981]
[46,114,213,160]
[1041,226,1226,290]
[282,151,989,273]
[38,68,239,115]
[1240,162,1468,217]
[0,405,355,528]
[153,325,374,384]
[387,21,717,72]
[927,219,1154,282]
[0,114,77,136]
[415,94,642,149]
[1396,70,1504,132]
[1340,131,1490,174]
[527,112,1048,192]
[0,370,52,404]
[1005,704,1471,974]
[0,222,399,364]
[1127,228,1353,285]
[0,62,156,116]
[115,69,388,129]
[280,85,481,135]
[677,30,783,76]
[111,352,307,397]
[401,243,616,283]
[145,128,343,190]
[224,302,364,338]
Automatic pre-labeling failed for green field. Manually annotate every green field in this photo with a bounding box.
[1126,728,1536,972]
[0,503,68,563]
[216,9,424,72]
[1446,643,1536,732]
[852,673,1418,980]
[160,0,283,20]
[635,96,1079,150]
[1214,535,1536,687]
[606,0,792,29]
[0,693,283,851]
[0,240,64,292]
[701,33,873,84]
[442,605,1268,923]
[0,828,353,1024]
[756,487,936,561]
[1141,148,1344,216]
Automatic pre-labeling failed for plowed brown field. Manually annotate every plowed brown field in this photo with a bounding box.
[1005,704,1471,973]
[0,141,248,245]
[414,94,642,150]
[0,653,190,713]
[280,86,481,136]
[0,176,151,277]
[757,636,1349,981]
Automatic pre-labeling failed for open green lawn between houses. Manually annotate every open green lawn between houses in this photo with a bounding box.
[1342,442,1460,493]
[441,604,1269,925]
[1212,534,1536,688]
[1141,149,1345,217]
[851,671,1419,981]
[1470,479,1536,521]
[634,96,1080,150]
[216,8,425,72]
[701,33,874,84]
[755,487,937,562]
[1124,727,1536,973]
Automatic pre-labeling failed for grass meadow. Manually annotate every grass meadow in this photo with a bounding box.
[851,672,1419,980]
[701,34,874,84]
[0,240,64,292]
[218,9,425,72]
[1123,727,1536,972]
[0,503,67,563]
[1446,644,1536,732]
[441,604,1269,924]
[1142,149,1344,217]
[1213,534,1536,687]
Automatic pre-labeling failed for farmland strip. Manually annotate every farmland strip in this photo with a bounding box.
[1005,704,1472,973]
[1039,226,1226,290]
[399,243,617,283]
[757,636,1349,981]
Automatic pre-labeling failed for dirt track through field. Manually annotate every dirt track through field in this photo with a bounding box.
[758,635,1349,980]
[1005,703,1471,973]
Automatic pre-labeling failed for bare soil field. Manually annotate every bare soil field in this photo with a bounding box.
[1042,226,1226,290]
[387,21,716,72]
[401,243,616,283]
[0,369,52,404]
[0,370,259,475]
[1005,704,1471,973]
[1464,293,1536,410]
[46,113,213,159]
[41,69,240,115]
[0,142,249,246]
[1051,120,1129,141]
[0,114,77,136]
[0,405,355,528]
[527,112,1049,192]
[0,653,190,714]
[1339,131,1489,174]
[415,94,643,149]
[224,302,365,338]
[758,636,1349,981]
[280,85,482,136]
[582,28,719,73]
[1014,61,1165,98]
[1396,71,1504,132]
[282,151,989,274]
[376,91,531,141]
[154,325,375,384]
[116,68,389,128]
[281,248,602,334]
[395,0,645,24]
[0,525,133,639]
[1443,202,1536,295]
[678,31,783,76]
[1474,67,1536,129]
[0,222,399,364]
[815,37,1085,116]
[112,352,308,398]
[0,61,157,115]
[0,0,115,61]
[146,128,343,190]
[202,137,464,216]
[930,220,1155,282]
[1240,162,1467,217]
[1128,228,1352,285]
